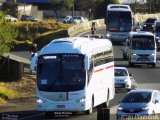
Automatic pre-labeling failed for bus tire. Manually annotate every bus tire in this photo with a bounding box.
[45,112,52,118]
[85,100,93,114]
[152,63,156,68]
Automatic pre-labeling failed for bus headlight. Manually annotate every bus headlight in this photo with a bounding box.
[107,33,110,38]
[75,97,86,103]
[37,98,46,104]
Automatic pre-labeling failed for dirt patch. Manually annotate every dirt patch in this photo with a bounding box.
[0,66,37,113]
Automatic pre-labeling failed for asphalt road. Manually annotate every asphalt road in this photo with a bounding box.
[1,28,160,120]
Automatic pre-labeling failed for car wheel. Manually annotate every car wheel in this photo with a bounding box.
[116,114,121,120]
[127,89,131,92]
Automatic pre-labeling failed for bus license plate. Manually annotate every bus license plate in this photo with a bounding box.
[57,105,65,108]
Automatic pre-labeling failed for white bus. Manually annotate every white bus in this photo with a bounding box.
[36,37,115,115]
[105,4,133,43]
[127,31,156,67]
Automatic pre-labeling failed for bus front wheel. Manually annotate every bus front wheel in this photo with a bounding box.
[85,100,93,114]
[44,112,52,118]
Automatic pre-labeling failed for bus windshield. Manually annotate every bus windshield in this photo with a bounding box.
[132,36,155,50]
[107,11,132,32]
[37,54,86,92]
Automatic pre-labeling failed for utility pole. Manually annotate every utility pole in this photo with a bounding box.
[149,0,151,13]
[134,0,137,13]
[72,0,74,17]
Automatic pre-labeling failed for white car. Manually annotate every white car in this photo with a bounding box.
[57,16,72,23]
[5,15,18,22]
[114,67,133,92]
[116,89,160,119]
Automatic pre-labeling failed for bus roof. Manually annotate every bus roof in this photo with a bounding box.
[38,37,112,56]
[107,4,132,12]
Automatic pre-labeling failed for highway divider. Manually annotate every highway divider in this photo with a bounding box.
[67,19,106,37]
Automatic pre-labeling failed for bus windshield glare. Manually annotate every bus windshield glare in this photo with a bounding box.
[132,36,155,50]
[107,11,132,32]
[37,54,86,92]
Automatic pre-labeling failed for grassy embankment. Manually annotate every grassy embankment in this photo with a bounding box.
[0,19,73,104]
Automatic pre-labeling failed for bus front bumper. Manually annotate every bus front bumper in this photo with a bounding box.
[36,99,89,112]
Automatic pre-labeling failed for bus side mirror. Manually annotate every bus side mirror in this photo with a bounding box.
[84,56,89,70]
[30,54,38,71]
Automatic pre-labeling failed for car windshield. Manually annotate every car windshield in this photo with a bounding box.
[146,18,156,23]
[115,68,127,76]
[37,54,86,92]
[122,92,151,103]
[132,35,155,50]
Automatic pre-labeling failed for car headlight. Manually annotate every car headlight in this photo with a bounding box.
[142,106,149,111]
[118,106,124,111]
[151,53,155,56]
[37,98,46,103]
[75,96,86,103]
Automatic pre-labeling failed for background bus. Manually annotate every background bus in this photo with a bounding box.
[36,37,115,116]
[106,4,133,43]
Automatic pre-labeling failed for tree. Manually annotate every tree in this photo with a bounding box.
[0,12,17,55]
[49,0,74,18]
[95,0,119,19]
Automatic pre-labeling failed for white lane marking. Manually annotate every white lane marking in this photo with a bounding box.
[18,113,44,120]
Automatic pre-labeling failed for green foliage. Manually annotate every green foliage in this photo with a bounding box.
[64,0,73,10]
[34,29,69,50]
[0,12,17,55]
[10,20,72,51]
[1,2,18,17]
[146,0,160,13]
[49,0,74,18]
[0,86,20,100]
